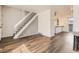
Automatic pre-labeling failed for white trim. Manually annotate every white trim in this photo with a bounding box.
[13,14,38,39]
[39,32,52,37]
[14,12,32,29]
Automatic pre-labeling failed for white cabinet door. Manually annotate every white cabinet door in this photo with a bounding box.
[55,26,63,34]
[56,27,62,33]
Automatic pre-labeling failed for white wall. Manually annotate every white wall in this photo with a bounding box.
[2,6,38,38]
[38,6,70,37]
[20,17,38,38]
[51,6,69,34]
[2,5,71,38]
[38,9,51,37]
[51,9,55,36]
[2,6,26,37]
[62,17,69,32]
[73,6,79,32]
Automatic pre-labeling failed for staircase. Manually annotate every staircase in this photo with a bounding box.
[13,12,38,39]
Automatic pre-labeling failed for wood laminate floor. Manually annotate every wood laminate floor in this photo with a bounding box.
[0,32,77,53]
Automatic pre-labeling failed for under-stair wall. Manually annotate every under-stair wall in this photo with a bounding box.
[19,16,38,38]
[2,6,38,38]
[14,13,38,39]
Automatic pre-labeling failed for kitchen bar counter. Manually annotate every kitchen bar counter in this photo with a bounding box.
[73,32,79,51]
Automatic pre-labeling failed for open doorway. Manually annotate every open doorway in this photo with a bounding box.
[69,24,73,32]
[68,17,74,32]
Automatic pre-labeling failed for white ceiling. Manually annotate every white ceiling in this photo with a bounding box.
[7,5,71,13]
[6,5,52,13]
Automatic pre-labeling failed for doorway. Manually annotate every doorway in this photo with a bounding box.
[69,24,73,32]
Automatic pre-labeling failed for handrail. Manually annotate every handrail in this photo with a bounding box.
[14,12,32,29]
[13,14,38,39]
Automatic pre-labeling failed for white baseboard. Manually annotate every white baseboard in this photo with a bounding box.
[39,32,53,37]
[19,33,39,39]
